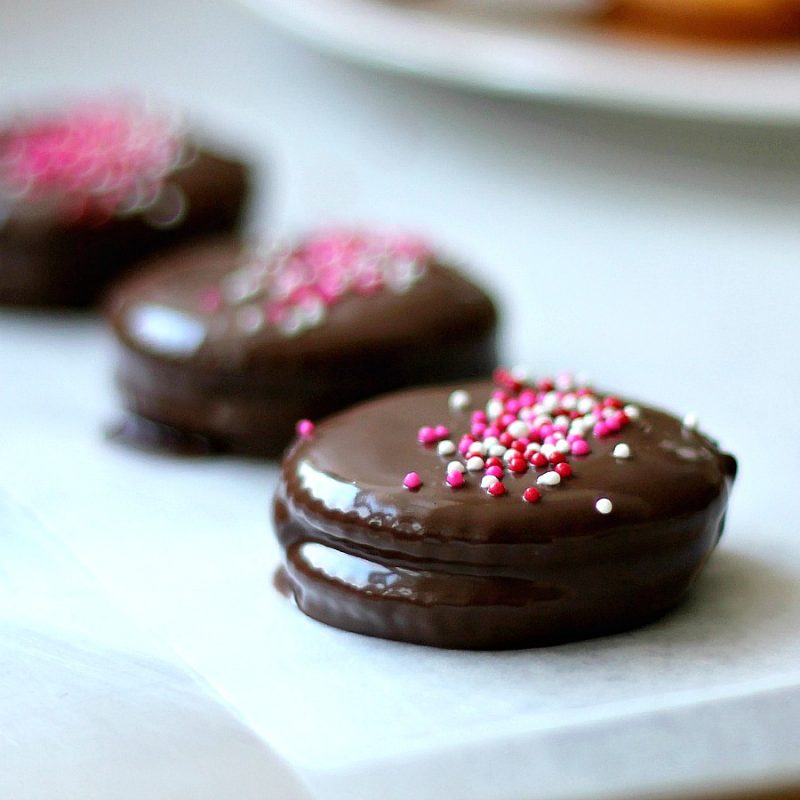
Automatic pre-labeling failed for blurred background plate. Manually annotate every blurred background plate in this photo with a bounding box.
[234,0,800,124]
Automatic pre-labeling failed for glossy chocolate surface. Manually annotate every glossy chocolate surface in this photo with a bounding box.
[274,380,737,649]
[106,239,498,456]
[0,150,249,307]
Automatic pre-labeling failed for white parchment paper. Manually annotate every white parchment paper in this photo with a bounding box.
[1,311,799,800]
[0,487,311,800]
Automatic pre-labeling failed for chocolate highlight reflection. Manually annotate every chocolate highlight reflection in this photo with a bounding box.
[274,373,737,649]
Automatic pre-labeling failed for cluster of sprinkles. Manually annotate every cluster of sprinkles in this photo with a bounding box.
[0,101,185,221]
[405,368,644,515]
[202,231,431,338]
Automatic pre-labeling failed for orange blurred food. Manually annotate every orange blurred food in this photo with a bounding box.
[605,0,800,39]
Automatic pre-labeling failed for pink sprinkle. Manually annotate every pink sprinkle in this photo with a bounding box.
[471,423,487,437]
[0,101,182,219]
[434,424,450,439]
[216,229,432,336]
[571,439,591,456]
[593,421,610,438]
[296,419,315,439]
[403,472,423,490]
[198,287,222,314]
[500,413,516,429]
[418,426,438,445]
[446,470,464,488]
[485,465,503,479]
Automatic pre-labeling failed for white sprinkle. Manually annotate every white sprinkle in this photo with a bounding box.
[483,436,499,448]
[507,420,529,439]
[488,444,507,458]
[468,442,486,457]
[298,295,326,327]
[577,396,595,415]
[683,412,699,430]
[555,439,571,454]
[624,404,640,420]
[486,398,504,420]
[278,307,304,337]
[448,390,471,412]
[570,421,590,437]
[480,475,499,490]
[554,414,570,428]
[541,443,556,458]
[447,461,465,473]
[543,392,560,413]
[555,372,574,391]
[466,456,485,471]
[596,498,613,514]
[537,471,561,487]
[562,394,577,411]
[236,305,264,334]
[525,442,541,454]
[533,414,553,427]
[437,440,456,456]
[222,270,261,305]
[613,443,631,459]
[502,449,517,463]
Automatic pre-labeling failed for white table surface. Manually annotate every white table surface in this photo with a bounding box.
[2,0,800,797]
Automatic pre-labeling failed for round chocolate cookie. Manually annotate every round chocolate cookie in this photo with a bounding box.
[0,99,250,306]
[106,231,498,456]
[274,370,737,649]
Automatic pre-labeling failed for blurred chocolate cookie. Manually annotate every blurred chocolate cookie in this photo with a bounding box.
[0,99,250,306]
[106,230,498,456]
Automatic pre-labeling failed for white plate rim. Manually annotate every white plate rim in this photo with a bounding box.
[234,0,800,125]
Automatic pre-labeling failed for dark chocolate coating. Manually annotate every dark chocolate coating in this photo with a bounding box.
[105,239,498,456]
[274,381,737,649]
[0,150,249,307]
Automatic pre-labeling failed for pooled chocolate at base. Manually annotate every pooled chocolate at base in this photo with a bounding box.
[274,378,737,649]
